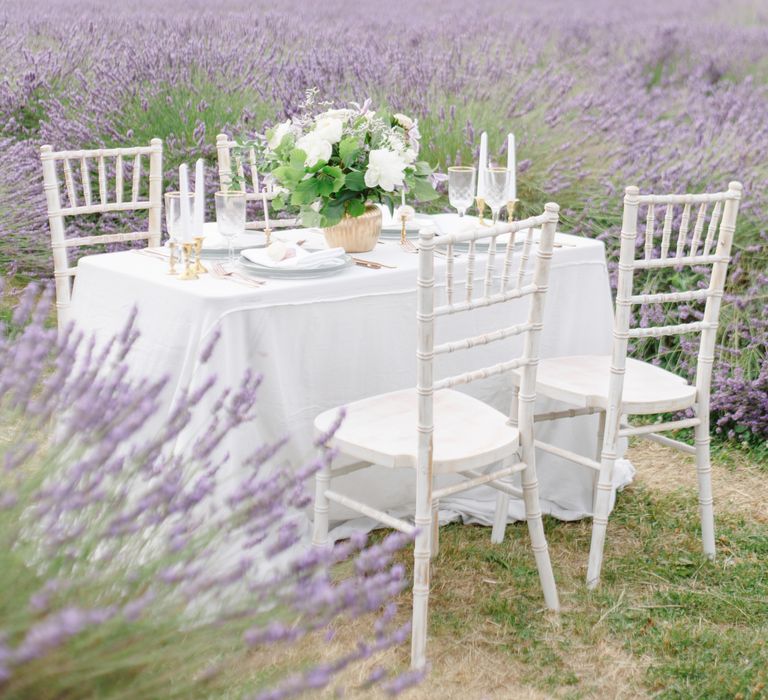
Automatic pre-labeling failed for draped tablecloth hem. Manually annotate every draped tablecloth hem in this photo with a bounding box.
[327,458,636,541]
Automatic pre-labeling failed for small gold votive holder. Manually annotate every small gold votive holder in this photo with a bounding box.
[506,199,519,222]
[178,242,199,280]
[264,227,273,247]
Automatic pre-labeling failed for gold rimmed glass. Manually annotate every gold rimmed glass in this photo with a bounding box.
[214,191,247,266]
[447,166,476,218]
[165,191,195,274]
[484,167,511,224]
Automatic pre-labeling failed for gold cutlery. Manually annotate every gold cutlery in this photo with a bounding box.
[210,262,266,287]
[352,257,397,269]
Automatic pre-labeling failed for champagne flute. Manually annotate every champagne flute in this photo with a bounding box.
[484,167,511,225]
[215,191,247,266]
[165,191,194,274]
[447,166,476,218]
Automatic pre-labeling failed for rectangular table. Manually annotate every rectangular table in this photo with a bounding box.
[69,230,633,535]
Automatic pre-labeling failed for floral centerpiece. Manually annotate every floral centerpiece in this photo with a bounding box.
[239,92,438,251]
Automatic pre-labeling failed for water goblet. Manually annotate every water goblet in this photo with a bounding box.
[484,167,512,225]
[215,191,247,267]
[448,166,476,219]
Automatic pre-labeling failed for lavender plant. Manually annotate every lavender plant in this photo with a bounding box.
[0,280,417,699]
[0,0,765,440]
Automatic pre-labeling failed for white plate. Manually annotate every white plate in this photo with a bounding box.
[237,254,353,279]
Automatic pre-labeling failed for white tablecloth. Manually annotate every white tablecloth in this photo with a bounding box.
[70,229,633,536]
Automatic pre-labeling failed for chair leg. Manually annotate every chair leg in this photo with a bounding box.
[694,408,716,559]
[410,483,433,669]
[587,445,616,590]
[430,500,439,559]
[311,448,332,549]
[491,489,509,544]
[521,460,559,611]
[592,410,606,512]
[492,389,519,544]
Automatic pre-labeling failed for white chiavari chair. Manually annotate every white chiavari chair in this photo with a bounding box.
[514,182,742,589]
[312,203,562,669]
[40,139,163,331]
[215,133,298,230]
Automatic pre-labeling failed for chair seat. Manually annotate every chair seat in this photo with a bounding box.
[314,388,520,474]
[520,355,697,414]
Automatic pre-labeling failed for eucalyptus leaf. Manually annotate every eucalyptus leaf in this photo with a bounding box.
[289,148,308,171]
[411,177,439,202]
[339,137,361,165]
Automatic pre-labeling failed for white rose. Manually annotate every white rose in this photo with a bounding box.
[319,108,354,123]
[394,113,414,130]
[313,116,344,144]
[296,132,332,167]
[267,120,292,150]
[364,149,407,192]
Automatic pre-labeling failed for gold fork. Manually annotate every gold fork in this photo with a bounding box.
[211,262,265,287]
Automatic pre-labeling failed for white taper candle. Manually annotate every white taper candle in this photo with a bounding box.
[477,132,488,198]
[262,190,270,230]
[507,133,516,201]
[179,163,192,243]
[194,158,204,234]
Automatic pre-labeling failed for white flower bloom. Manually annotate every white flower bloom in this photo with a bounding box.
[314,116,344,144]
[318,108,355,123]
[267,120,293,150]
[296,132,332,167]
[364,149,407,191]
[393,113,414,130]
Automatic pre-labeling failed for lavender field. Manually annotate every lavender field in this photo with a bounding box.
[1,0,766,441]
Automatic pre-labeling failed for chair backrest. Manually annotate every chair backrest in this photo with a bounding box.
[607,181,742,424]
[215,134,297,231]
[416,203,560,471]
[40,139,163,330]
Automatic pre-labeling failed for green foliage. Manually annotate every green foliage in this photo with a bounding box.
[237,105,437,228]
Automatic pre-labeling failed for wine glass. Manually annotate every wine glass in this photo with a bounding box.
[165,191,194,273]
[214,191,247,266]
[484,167,511,225]
[447,166,476,218]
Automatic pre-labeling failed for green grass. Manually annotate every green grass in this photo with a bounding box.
[394,479,768,699]
[112,75,280,151]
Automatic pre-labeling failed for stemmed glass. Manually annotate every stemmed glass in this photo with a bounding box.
[447,166,476,218]
[484,167,512,225]
[165,191,195,274]
[214,191,247,266]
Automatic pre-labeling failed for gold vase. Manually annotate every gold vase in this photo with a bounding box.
[322,204,382,253]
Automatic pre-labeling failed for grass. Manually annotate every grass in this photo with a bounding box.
[307,440,768,699]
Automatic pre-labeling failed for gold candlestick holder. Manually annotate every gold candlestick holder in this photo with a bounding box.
[400,214,408,245]
[168,241,178,275]
[178,242,199,280]
[193,236,207,274]
[264,227,273,247]
[506,199,519,222]
[475,196,488,226]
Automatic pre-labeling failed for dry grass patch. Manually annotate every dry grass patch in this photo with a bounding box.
[628,440,768,523]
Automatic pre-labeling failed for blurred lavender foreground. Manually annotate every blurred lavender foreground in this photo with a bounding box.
[0,281,417,698]
[0,0,766,442]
